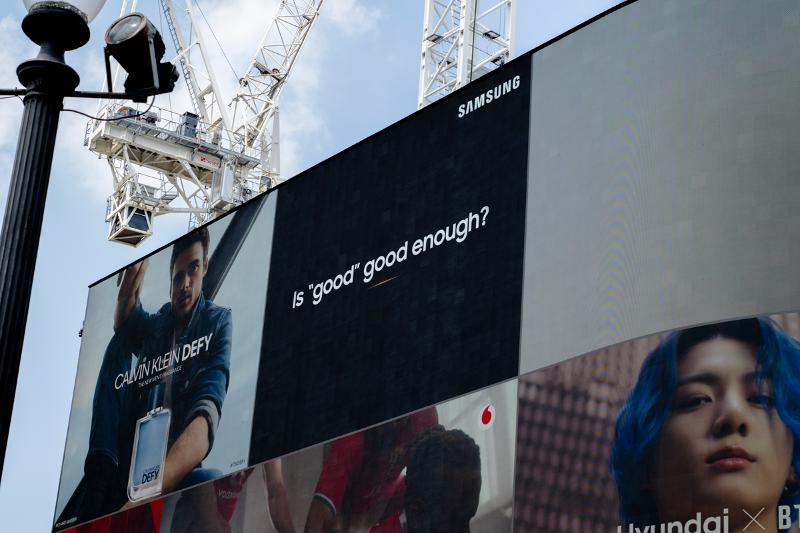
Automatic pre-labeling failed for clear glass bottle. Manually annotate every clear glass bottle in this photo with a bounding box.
[127,382,171,501]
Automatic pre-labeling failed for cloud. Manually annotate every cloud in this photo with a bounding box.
[0,15,35,214]
[56,47,120,202]
[325,0,382,36]
[0,14,124,206]
[0,15,32,135]
[164,0,382,116]
[31,0,385,218]
[279,93,327,178]
[271,14,327,177]
[270,0,385,176]
[174,0,283,109]
[153,0,337,178]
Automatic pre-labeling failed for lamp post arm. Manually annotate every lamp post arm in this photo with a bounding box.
[68,90,134,99]
[0,88,133,99]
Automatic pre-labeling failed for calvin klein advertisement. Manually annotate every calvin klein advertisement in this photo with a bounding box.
[161,379,517,533]
[249,55,530,462]
[515,313,800,533]
[54,194,277,531]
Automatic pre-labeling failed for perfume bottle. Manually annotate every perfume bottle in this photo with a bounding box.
[128,382,171,501]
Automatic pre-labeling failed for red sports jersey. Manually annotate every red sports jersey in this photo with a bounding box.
[313,407,438,522]
[213,467,254,522]
[369,511,403,533]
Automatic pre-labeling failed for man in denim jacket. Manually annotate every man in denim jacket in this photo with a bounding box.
[77,227,232,521]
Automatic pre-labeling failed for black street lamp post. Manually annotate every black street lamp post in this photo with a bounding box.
[0,0,175,484]
[0,1,99,487]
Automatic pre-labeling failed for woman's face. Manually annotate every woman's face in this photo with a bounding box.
[651,337,794,524]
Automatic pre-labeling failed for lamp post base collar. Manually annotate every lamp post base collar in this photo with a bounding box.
[17,59,80,95]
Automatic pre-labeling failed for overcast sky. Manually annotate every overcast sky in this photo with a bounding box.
[0,1,621,530]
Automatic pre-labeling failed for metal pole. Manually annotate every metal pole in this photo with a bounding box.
[0,6,85,483]
[0,89,65,481]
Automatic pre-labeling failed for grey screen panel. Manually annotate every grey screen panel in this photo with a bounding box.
[522,0,800,373]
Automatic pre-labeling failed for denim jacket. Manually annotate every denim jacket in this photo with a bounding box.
[82,293,232,514]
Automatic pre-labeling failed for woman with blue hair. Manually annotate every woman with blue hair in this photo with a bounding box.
[611,318,800,532]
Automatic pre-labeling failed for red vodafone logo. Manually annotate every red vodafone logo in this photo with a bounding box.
[480,403,495,430]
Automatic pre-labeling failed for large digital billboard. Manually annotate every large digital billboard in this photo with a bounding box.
[53,0,800,530]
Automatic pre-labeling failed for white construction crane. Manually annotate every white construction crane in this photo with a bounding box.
[85,0,324,245]
[419,0,515,108]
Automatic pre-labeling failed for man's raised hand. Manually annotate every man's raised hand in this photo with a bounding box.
[114,258,149,329]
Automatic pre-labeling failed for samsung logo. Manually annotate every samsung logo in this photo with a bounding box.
[458,75,521,118]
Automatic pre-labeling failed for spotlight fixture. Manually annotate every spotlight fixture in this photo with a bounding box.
[104,12,178,101]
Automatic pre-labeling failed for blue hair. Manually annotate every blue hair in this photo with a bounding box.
[610,317,800,527]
